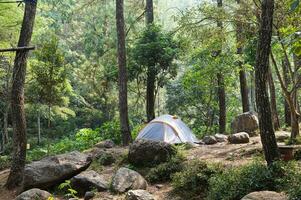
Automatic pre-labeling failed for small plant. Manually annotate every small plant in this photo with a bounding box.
[58,180,78,199]
[146,153,184,183]
[172,160,221,198]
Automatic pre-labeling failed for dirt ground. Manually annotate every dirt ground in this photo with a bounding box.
[0,131,293,200]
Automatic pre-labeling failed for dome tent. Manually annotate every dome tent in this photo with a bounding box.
[136,115,199,144]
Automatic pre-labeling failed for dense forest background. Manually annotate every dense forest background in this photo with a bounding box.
[0,0,300,161]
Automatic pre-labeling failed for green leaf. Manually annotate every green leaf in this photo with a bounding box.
[291,0,300,12]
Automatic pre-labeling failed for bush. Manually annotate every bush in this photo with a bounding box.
[99,120,121,144]
[206,161,301,200]
[172,160,221,197]
[0,155,11,170]
[146,153,184,183]
[207,162,275,200]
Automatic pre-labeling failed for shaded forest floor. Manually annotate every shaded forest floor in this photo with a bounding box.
[0,131,296,200]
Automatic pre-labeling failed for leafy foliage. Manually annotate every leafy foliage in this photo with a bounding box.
[146,153,185,183]
[172,160,221,198]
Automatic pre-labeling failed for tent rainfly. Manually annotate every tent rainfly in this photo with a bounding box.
[136,114,199,144]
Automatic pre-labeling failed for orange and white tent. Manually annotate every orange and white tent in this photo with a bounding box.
[136,115,199,144]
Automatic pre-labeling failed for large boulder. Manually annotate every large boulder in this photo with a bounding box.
[15,188,51,200]
[128,139,176,167]
[125,190,155,200]
[24,151,92,190]
[241,191,288,200]
[112,167,147,193]
[228,132,250,144]
[70,170,109,196]
[203,136,217,145]
[214,134,228,142]
[231,112,259,136]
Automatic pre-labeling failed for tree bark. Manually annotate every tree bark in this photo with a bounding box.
[3,105,9,144]
[250,71,256,111]
[37,110,41,145]
[116,0,132,146]
[255,0,279,165]
[216,0,226,133]
[145,0,155,122]
[6,1,37,190]
[217,73,226,133]
[268,66,280,130]
[145,0,154,25]
[282,59,291,126]
[236,0,250,113]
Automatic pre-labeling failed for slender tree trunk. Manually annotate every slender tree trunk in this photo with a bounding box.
[145,0,155,122]
[37,110,41,145]
[3,106,9,144]
[216,0,226,133]
[146,69,155,121]
[145,0,154,24]
[282,59,291,126]
[6,1,37,190]
[239,69,250,113]
[236,0,250,113]
[250,71,256,111]
[255,0,279,165]
[268,66,280,130]
[116,0,132,145]
[217,73,226,133]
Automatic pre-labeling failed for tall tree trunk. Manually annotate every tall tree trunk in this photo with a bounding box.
[216,0,226,133]
[116,0,132,145]
[146,69,155,121]
[236,0,250,113]
[6,1,37,190]
[239,66,250,113]
[217,73,226,133]
[3,105,9,144]
[37,110,41,145]
[250,71,256,111]
[145,0,154,24]
[268,66,280,130]
[282,59,291,126]
[255,0,279,165]
[145,0,155,122]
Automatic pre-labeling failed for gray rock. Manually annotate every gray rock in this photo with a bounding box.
[84,191,95,200]
[84,147,106,160]
[95,139,115,149]
[112,167,147,193]
[24,151,92,190]
[128,139,176,167]
[241,191,288,200]
[71,170,109,196]
[125,190,155,200]
[203,136,217,145]
[276,131,290,142]
[214,134,228,142]
[228,132,250,144]
[231,112,259,136]
[98,152,116,166]
[15,188,51,200]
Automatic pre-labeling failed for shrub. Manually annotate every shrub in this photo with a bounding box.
[146,153,184,183]
[172,160,221,197]
[99,120,121,144]
[206,161,301,200]
[0,155,11,170]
